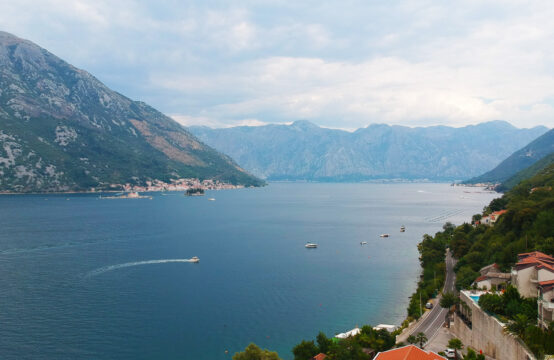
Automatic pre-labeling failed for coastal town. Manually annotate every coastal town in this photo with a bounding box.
[97,178,246,193]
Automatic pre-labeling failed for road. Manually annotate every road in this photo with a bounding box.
[407,249,457,345]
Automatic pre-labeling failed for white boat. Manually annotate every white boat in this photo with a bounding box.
[208,198,216,201]
[190,256,200,263]
[305,242,318,248]
[360,241,368,245]
[379,234,390,238]
[400,225,406,232]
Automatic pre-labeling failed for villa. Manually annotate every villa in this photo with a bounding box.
[473,263,510,290]
[478,209,507,226]
[511,251,554,298]
[538,279,554,328]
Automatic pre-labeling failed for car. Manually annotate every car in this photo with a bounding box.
[444,348,455,358]
[425,302,433,309]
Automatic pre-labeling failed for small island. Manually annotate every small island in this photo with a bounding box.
[185,188,205,196]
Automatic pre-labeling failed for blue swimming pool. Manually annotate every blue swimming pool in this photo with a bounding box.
[470,295,480,303]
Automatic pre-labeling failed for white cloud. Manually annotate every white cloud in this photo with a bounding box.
[1,0,554,129]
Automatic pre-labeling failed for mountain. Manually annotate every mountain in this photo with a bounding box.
[498,152,554,191]
[466,128,554,185]
[0,31,263,192]
[189,120,548,182]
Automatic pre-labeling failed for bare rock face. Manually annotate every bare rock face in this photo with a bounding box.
[0,31,262,192]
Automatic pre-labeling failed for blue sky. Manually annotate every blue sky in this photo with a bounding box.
[1,0,554,129]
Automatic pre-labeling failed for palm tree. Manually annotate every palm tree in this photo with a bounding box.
[415,332,427,348]
[407,335,417,344]
[505,314,531,339]
[447,338,463,360]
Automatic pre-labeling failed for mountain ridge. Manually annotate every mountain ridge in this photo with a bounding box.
[0,31,263,192]
[466,128,554,185]
[188,121,548,182]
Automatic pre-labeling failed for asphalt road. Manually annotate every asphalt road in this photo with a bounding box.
[408,249,457,344]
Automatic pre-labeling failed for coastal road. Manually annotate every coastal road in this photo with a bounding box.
[407,249,457,345]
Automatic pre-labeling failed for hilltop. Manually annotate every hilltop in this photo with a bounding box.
[0,31,263,192]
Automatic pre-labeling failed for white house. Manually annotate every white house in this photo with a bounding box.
[511,251,554,298]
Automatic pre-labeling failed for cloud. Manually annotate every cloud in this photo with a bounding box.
[1,0,554,129]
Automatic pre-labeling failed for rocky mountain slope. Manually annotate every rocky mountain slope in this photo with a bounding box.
[189,121,548,182]
[0,31,263,192]
[499,152,554,191]
[467,128,554,185]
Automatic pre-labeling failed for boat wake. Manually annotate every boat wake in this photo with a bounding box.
[86,259,197,277]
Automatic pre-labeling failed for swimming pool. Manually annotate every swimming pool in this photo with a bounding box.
[470,295,480,303]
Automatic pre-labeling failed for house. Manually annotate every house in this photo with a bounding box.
[479,210,507,226]
[373,324,398,333]
[312,353,327,360]
[511,251,554,298]
[335,327,361,339]
[374,345,445,360]
[473,263,510,290]
[538,280,554,329]
[489,210,507,225]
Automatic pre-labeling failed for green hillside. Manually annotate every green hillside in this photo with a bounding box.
[499,152,554,191]
[0,31,263,192]
[465,128,554,185]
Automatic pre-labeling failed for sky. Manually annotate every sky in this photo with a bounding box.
[1,0,554,130]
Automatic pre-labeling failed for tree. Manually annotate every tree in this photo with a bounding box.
[407,335,417,344]
[292,340,318,360]
[233,343,282,360]
[505,314,531,339]
[316,332,332,354]
[447,338,463,360]
[440,292,459,312]
[415,332,427,348]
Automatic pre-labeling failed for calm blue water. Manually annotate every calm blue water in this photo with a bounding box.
[0,183,497,359]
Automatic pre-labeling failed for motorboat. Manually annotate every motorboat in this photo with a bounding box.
[379,234,390,238]
[190,256,200,263]
[400,226,406,232]
[305,242,318,248]
[360,241,368,245]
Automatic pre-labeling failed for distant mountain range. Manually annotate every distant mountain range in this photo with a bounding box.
[189,121,548,182]
[0,31,263,192]
[467,128,554,186]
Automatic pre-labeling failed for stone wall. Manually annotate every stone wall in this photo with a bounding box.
[450,292,535,360]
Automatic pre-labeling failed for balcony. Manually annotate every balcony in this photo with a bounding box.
[540,299,554,310]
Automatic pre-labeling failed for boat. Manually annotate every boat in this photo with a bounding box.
[360,241,368,245]
[190,256,200,263]
[400,226,406,232]
[208,198,216,201]
[379,234,390,238]
[305,242,318,248]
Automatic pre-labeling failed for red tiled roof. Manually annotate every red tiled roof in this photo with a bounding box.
[313,353,327,360]
[374,345,445,360]
[515,252,554,272]
[518,251,553,261]
[475,275,487,282]
[539,280,554,292]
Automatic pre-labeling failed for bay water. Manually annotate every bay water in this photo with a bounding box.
[0,183,497,359]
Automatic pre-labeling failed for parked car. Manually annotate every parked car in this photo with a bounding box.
[425,302,433,309]
[444,348,455,358]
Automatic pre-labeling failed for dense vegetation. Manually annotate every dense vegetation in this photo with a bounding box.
[499,152,554,191]
[406,225,450,319]
[452,164,554,289]
[478,286,554,357]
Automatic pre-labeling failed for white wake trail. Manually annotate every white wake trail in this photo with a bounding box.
[87,259,196,277]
